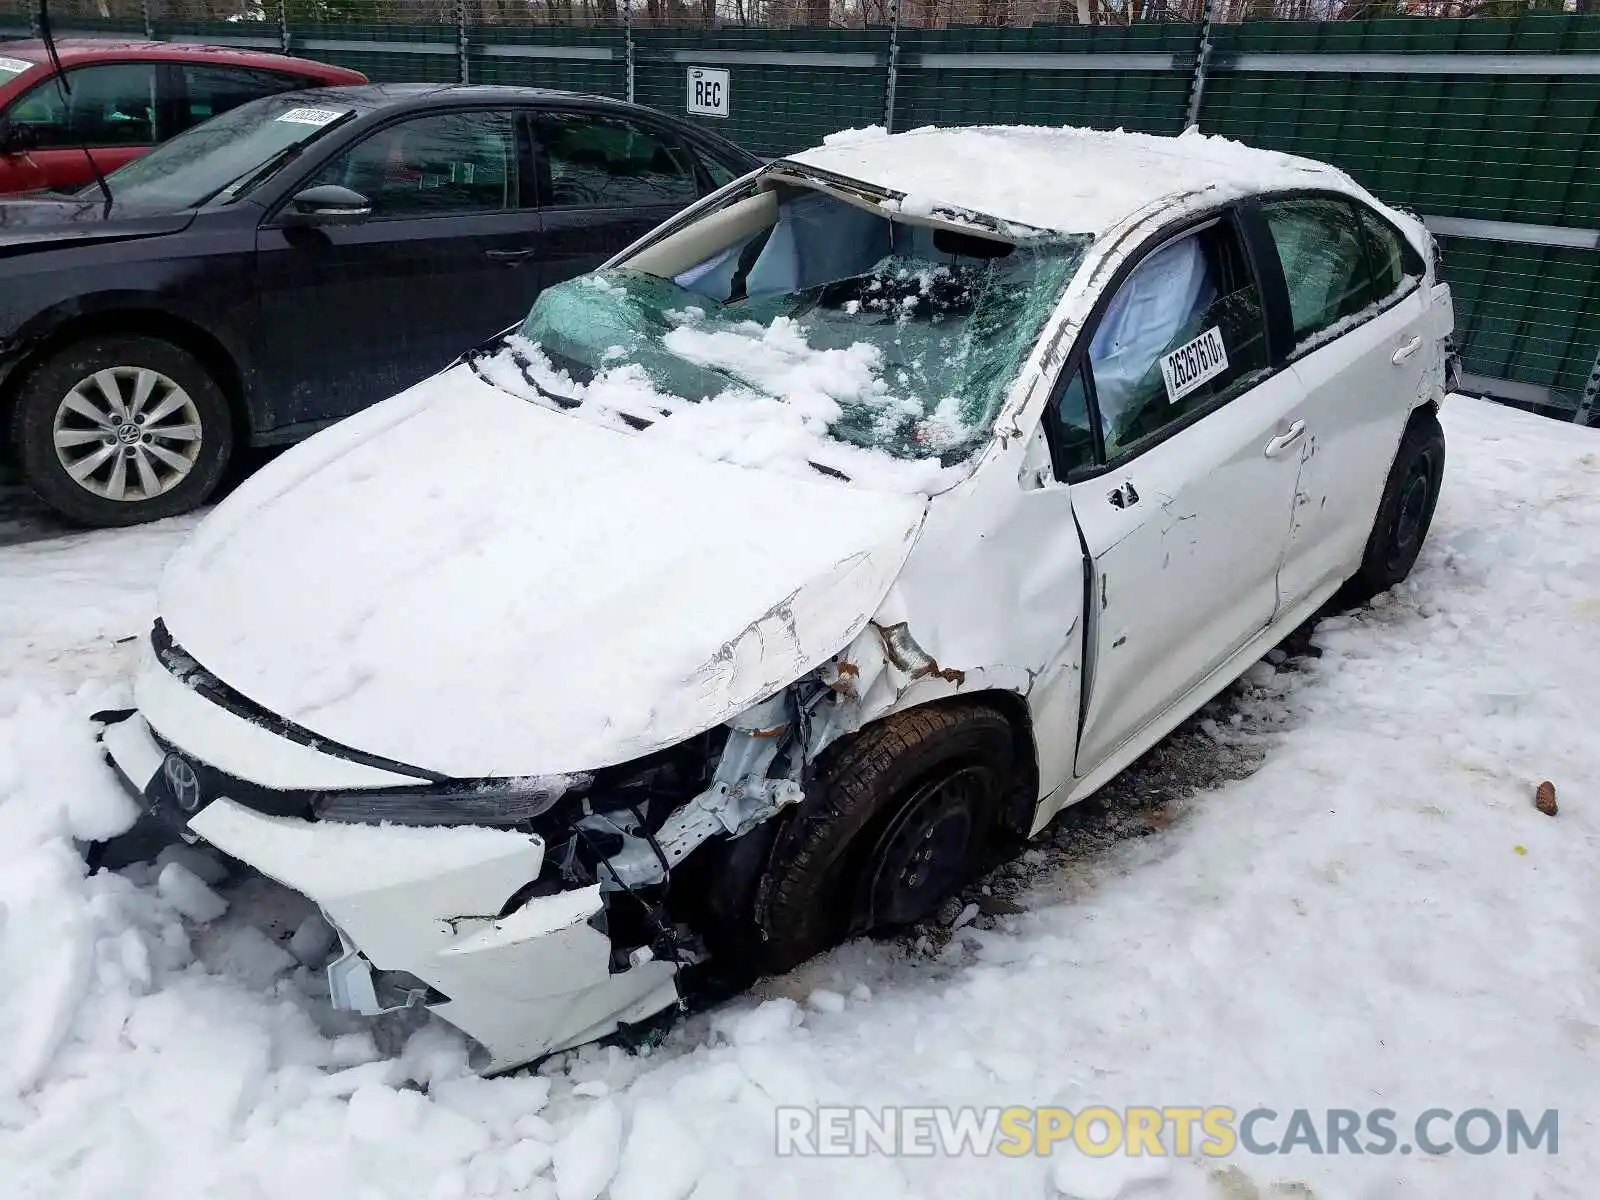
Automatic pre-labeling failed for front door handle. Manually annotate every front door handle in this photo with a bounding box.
[1391,336,1422,364]
[1264,420,1306,459]
[484,247,535,264]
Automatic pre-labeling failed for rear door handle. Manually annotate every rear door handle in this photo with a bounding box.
[484,248,535,264]
[1391,336,1422,364]
[1264,420,1306,459]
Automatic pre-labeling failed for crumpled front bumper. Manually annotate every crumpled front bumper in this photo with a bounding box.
[98,711,681,1073]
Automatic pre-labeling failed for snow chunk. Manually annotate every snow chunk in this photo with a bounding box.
[551,1100,623,1200]
[821,124,887,146]
[156,861,227,922]
[204,924,295,988]
[154,843,229,886]
[502,1137,555,1190]
[611,1099,703,1200]
[287,912,337,967]
[1050,1152,1171,1199]
[806,988,847,1014]
[713,998,802,1046]
[484,331,958,497]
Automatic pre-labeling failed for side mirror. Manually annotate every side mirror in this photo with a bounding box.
[0,118,37,156]
[281,184,372,227]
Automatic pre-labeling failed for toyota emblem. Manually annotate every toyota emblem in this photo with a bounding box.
[163,753,203,814]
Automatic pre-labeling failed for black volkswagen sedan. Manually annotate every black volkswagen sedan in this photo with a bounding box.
[0,84,759,525]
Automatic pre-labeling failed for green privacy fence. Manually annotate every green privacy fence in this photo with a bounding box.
[1195,17,1600,420]
[1,6,1596,422]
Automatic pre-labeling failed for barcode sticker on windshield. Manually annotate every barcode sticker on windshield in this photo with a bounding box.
[276,106,347,127]
[1159,326,1229,404]
[0,56,34,74]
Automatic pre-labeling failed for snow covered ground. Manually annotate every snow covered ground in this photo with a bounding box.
[0,397,1594,1199]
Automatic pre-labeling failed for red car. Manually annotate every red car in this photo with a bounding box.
[0,39,365,194]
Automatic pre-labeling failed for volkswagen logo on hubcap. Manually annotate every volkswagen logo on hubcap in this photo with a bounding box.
[115,421,141,445]
[163,752,203,814]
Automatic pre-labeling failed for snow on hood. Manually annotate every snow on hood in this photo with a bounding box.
[157,367,926,779]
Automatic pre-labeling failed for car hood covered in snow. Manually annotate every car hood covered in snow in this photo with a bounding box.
[156,366,927,779]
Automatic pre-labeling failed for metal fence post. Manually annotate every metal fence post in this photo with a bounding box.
[457,0,470,85]
[624,1,635,105]
[1184,0,1215,130]
[883,0,901,134]
[1575,347,1600,427]
[279,0,291,54]
[141,0,154,41]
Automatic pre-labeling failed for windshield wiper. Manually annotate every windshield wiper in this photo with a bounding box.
[211,112,357,206]
[212,142,309,205]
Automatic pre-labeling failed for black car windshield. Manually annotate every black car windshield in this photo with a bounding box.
[480,185,1087,490]
[88,95,358,209]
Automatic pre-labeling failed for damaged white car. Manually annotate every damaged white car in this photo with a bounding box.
[97,125,1456,1073]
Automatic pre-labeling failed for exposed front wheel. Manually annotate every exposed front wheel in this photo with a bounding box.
[1342,410,1446,607]
[748,703,1016,973]
[11,335,233,527]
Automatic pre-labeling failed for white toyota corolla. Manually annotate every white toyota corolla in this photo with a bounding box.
[98,125,1455,1072]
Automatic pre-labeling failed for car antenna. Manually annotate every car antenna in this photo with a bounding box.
[35,0,114,214]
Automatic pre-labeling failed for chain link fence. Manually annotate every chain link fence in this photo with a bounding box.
[1,1,1596,420]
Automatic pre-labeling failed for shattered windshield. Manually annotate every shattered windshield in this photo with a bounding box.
[478,184,1087,488]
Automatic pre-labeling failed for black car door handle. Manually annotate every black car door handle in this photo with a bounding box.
[484,248,536,264]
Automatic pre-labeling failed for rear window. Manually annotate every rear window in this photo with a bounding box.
[0,54,34,83]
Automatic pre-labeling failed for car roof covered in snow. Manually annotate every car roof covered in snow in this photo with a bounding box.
[784,124,1370,238]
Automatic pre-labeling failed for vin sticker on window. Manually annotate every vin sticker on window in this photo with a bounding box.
[1159,326,1229,404]
[276,107,347,127]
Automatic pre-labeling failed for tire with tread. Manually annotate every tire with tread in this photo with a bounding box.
[1340,409,1446,608]
[10,334,233,527]
[751,703,1016,972]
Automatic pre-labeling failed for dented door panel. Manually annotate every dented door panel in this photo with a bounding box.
[1276,287,1434,613]
[1067,367,1308,778]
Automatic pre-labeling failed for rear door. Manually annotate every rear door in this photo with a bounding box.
[0,60,166,192]
[528,108,707,291]
[1062,211,1307,777]
[1255,195,1433,611]
[251,107,545,428]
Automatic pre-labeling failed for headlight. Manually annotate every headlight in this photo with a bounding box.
[312,776,585,828]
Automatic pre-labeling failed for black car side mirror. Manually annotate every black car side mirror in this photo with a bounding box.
[0,118,38,156]
[282,184,372,227]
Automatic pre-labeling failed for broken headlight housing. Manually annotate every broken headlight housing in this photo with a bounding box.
[311,776,586,828]
[311,732,724,832]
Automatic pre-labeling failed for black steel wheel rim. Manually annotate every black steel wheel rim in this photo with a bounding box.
[861,766,986,929]
[1386,449,1435,571]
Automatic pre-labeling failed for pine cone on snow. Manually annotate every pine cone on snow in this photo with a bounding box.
[1535,781,1558,817]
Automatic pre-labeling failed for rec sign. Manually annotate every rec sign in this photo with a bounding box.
[687,67,730,118]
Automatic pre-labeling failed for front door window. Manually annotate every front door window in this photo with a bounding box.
[6,62,162,148]
[1087,221,1270,461]
[306,111,519,218]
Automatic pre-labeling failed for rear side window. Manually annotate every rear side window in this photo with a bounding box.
[179,64,305,133]
[5,62,162,148]
[533,112,699,208]
[1261,197,1375,348]
[1086,220,1269,462]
